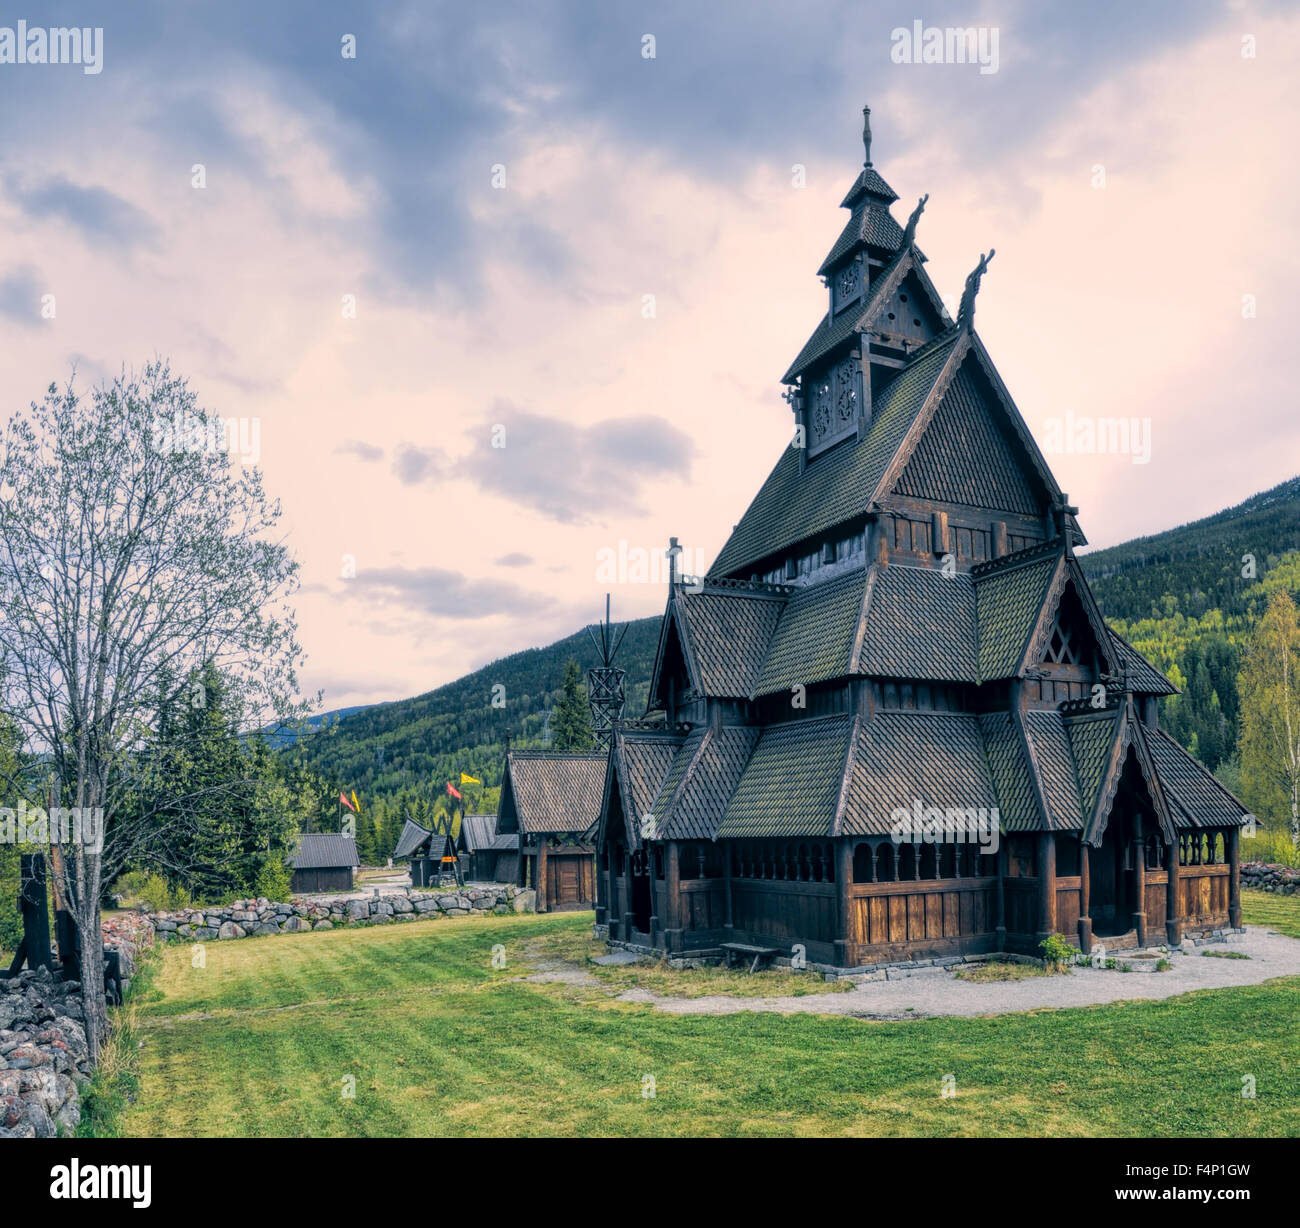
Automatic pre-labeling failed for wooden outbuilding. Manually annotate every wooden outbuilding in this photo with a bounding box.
[461,813,520,882]
[497,751,605,912]
[593,108,1251,969]
[290,833,360,894]
[392,816,461,887]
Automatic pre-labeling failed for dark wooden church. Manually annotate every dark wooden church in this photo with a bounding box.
[593,108,1250,970]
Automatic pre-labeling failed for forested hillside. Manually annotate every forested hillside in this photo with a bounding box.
[1079,475,1300,771]
[285,616,661,839]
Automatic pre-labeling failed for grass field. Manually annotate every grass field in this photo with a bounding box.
[114,892,1300,1138]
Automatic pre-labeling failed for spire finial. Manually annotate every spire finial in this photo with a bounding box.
[900,194,928,251]
[862,105,873,167]
[957,249,995,330]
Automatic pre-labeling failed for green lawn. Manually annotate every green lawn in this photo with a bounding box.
[115,893,1300,1137]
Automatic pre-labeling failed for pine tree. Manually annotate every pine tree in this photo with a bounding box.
[550,659,594,751]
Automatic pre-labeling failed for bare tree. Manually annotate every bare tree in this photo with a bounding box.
[0,363,308,1057]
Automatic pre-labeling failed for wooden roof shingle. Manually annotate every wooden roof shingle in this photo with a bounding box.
[816,204,906,277]
[715,715,855,839]
[979,711,1042,832]
[675,583,787,697]
[658,725,760,842]
[841,712,998,838]
[461,813,498,852]
[715,331,964,578]
[1108,627,1179,696]
[498,751,607,836]
[291,832,360,870]
[973,551,1060,681]
[858,564,978,682]
[1023,710,1086,830]
[755,569,868,697]
[1146,728,1251,830]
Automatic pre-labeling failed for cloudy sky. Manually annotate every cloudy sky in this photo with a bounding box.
[2,1,1296,710]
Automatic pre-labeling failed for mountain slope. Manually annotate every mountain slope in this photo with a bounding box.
[287,617,661,802]
[1078,475,1300,769]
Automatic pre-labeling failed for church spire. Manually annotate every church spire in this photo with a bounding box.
[862,105,873,167]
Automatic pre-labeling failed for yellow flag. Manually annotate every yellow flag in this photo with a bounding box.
[460,773,481,785]
[351,790,361,814]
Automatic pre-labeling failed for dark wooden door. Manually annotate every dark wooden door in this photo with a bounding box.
[554,858,579,905]
[631,852,652,932]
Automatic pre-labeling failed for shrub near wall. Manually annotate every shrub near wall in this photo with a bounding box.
[1242,863,1300,896]
[148,884,535,941]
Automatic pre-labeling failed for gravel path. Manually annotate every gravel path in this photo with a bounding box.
[611,927,1300,1019]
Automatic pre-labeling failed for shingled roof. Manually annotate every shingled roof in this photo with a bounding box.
[979,711,1040,832]
[755,569,867,696]
[606,727,684,847]
[651,580,788,704]
[974,549,1061,681]
[1023,710,1086,830]
[461,813,498,853]
[858,564,977,682]
[816,204,906,276]
[718,332,965,578]
[841,712,998,838]
[657,724,761,841]
[291,832,360,869]
[1108,628,1178,696]
[391,818,452,861]
[498,751,607,836]
[716,715,856,839]
[1146,728,1250,829]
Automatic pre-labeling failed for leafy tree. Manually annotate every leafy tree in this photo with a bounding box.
[550,659,594,751]
[0,364,308,1056]
[1238,591,1300,847]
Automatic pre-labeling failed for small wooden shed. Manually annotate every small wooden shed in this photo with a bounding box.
[461,813,520,882]
[290,833,360,894]
[392,817,456,887]
[497,751,605,912]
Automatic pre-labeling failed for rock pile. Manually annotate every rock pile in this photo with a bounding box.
[149,884,534,941]
[1,913,151,1139]
[1242,862,1300,896]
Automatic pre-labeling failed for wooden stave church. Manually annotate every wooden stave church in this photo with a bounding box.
[592,107,1250,970]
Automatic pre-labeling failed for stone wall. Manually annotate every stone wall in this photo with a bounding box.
[150,884,534,941]
[1,913,152,1139]
[1242,862,1300,896]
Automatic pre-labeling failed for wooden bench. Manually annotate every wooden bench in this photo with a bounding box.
[720,942,781,973]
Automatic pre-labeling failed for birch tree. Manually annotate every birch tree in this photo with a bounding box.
[1238,590,1300,850]
[0,363,307,1057]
